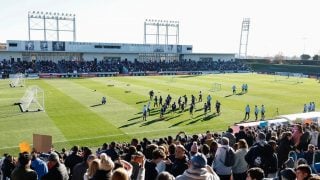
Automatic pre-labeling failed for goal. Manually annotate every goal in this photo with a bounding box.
[19,86,45,112]
[211,83,221,92]
[274,72,303,84]
[9,73,25,87]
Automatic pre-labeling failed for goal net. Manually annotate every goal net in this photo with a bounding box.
[211,83,221,92]
[274,72,303,83]
[9,73,25,87]
[19,86,45,112]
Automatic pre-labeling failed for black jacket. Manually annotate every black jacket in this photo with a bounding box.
[41,163,69,180]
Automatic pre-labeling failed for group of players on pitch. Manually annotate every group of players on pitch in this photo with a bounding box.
[142,90,221,121]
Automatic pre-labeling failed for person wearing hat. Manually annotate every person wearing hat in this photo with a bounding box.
[41,152,69,180]
[11,152,37,180]
[176,153,219,180]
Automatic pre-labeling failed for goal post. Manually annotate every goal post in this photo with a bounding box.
[19,86,45,112]
[9,73,26,87]
[211,83,221,92]
[274,72,303,83]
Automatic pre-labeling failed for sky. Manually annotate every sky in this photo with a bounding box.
[1,0,320,57]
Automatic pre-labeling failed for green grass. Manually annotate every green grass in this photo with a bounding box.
[0,73,319,154]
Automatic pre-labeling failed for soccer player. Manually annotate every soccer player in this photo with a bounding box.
[261,105,265,120]
[154,96,158,107]
[244,104,250,121]
[232,85,236,94]
[189,103,194,118]
[303,104,307,113]
[215,100,221,115]
[159,95,163,106]
[178,96,182,109]
[142,105,147,121]
[254,105,259,121]
[171,102,177,113]
[101,97,106,104]
[199,91,202,102]
[207,95,212,112]
[149,90,154,100]
[204,103,208,117]
[147,101,151,116]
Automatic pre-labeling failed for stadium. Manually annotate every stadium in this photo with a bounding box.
[1,3,320,180]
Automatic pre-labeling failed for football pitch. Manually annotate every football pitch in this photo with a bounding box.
[0,73,319,154]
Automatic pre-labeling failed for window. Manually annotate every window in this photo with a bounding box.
[103,45,121,49]
[9,43,18,47]
[187,47,192,51]
[94,45,102,48]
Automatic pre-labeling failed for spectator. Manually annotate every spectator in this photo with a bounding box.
[111,167,129,180]
[91,153,114,180]
[295,164,312,180]
[280,168,296,180]
[41,152,69,180]
[31,151,48,180]
[156,171,175,180]
[72,149,94,180]
[83,158,99,180]
[64,146,82,179]
[1,154,15,180]
[212,137,232,180]
[145,149,166,180]
[11,152,37,180]
[245,132,273,176]
[232,139,248,180]
[277,131,294,168]
[176,153,219,180]
[246,167,264,180]
[167,144,189,177]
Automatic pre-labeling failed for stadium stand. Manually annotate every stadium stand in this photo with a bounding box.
[2,121,320,180]
[0,59,251,75]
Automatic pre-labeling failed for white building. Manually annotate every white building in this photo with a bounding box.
[0,40,235,62]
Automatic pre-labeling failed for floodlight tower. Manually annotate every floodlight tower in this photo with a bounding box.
[144,19,179,45]
[28,11,76,41]
[238,18,250,58]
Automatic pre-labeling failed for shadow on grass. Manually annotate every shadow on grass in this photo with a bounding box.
[119,120,144,128]
[90,103,103,107]
[201,113,219,121]
[164,114,182,121]
[136,100,149,104]
[140,118,164,127]
[127,116,141,121]
[224,94,233,98]
[195,108,204,112]
[236,92,246,96]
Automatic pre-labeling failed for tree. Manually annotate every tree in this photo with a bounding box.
[300,54,311,60]
[312,55,319,60]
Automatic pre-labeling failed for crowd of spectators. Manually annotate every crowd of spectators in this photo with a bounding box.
[0,59,251,74]
[1,122,320,180]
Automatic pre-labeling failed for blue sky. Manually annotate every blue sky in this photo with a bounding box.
[1,0,320,57]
